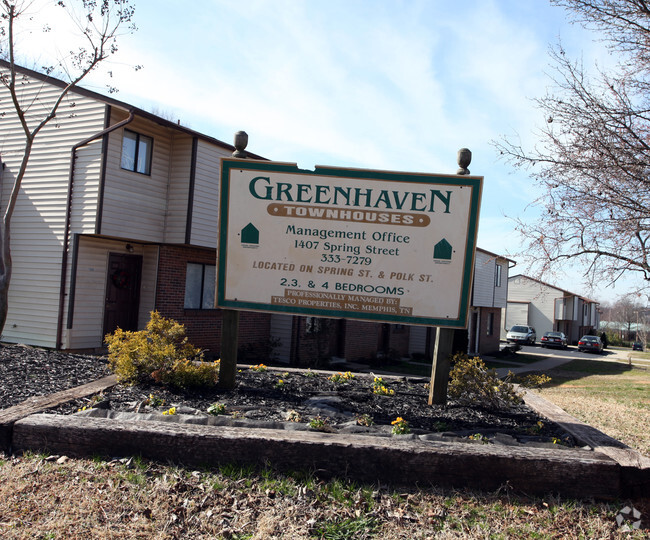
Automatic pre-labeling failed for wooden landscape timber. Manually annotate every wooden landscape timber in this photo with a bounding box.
[0,375,117,451]
[13,413,622,499]
[1,375,648,499]
[522,388,650,498]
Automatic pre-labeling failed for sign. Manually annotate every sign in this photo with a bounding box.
[217,159,482,328]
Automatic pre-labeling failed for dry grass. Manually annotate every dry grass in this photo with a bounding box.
[2,355,649,538]
[536,359,650,456]
[0,452,648,539]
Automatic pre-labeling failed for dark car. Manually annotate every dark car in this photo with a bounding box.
[577,335,604,354]
[540,331,568,349]
[633,342,644,351]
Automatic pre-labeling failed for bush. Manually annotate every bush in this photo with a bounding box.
[448,353,521,409]
[105,311,219,389]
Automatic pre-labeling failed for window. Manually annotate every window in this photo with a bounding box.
[184,263,215,309]
[305,317,322,334]
[120,129,152,175]
[495,264,502,287]
[486,312,494,336]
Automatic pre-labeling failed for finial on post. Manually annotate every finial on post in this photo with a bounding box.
[233,131,248,158]
[457,148,471,175]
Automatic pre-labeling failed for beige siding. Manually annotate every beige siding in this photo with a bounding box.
[506,302,529,330]
[471,250,509,309]
[270,314,292,362]
[139,244,159,328]
[408,326,427,355]
[70,141,104,233]
[101,112,172,242]
[472,250,495,307]
[0,70,107,347]
[507,276,561,338]
[164,133,193,244]
[64,236,158,350]
[493,262,508,308]
[189,140,229,247]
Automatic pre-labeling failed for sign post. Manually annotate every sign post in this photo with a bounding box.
[216,150,482,400]
[427,148,474,404]
[218,131,248,390]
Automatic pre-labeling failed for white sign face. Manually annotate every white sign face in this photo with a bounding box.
[217,160,482,328]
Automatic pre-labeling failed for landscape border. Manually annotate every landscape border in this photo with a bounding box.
[0,369,648,499]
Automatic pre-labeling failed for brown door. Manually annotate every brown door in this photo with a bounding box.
[103,253,143,337]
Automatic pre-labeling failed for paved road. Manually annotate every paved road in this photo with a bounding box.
[493,344,634,377]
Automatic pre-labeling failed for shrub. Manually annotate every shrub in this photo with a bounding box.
[514,373,552,389]
[448,353,521,409]
[105,311,219,389]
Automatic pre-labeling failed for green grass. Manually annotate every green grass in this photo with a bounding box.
[313,515,379,539]
[536,358,650,454]
[553,358,634,375]
[548,360,649,406]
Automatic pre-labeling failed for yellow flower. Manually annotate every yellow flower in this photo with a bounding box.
[392,417,404,425]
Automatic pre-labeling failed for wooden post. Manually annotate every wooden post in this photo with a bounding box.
[218,131,248,390]
[428,327,454,405]
[219,309,239,389]
[427,148,472,405]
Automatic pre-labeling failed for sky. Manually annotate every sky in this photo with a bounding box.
[8,0,643,304]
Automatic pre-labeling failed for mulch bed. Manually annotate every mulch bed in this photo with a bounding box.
[0,343,111,409]
[0,343,572,443]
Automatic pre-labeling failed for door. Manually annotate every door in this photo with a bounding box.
[103,253,143,336]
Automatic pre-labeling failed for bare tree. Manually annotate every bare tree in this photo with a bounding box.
[0,0,136,334]
[494,0,650,301]
[614,297,641,338]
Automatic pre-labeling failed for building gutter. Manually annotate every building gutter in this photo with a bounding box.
[56,111,135,349]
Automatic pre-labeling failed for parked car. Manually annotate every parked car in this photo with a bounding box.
[577,335,604,354]
[506,325,536,345]
[633,342,644,351]
[540,331,568,349]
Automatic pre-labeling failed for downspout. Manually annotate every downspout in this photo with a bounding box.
[475,309,481,355]
[56,111,135,349]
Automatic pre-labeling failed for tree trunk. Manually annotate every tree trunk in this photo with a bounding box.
[0,220,11,336]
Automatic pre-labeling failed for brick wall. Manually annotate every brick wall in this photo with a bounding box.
[155,245,270,359]
[343,320,380,362]
[478,307,502,354]
[389,326,410,358]
[292,317,338,367]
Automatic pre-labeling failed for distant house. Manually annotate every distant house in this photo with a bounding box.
[505,275,600,344]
